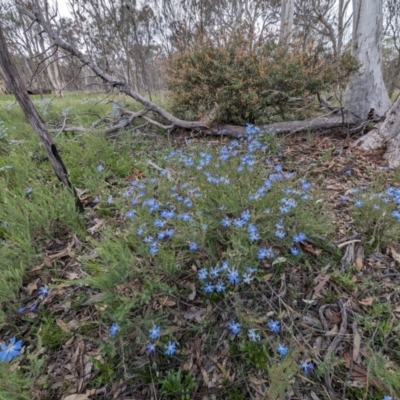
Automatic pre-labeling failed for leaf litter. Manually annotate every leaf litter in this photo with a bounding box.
[2,131,400,399]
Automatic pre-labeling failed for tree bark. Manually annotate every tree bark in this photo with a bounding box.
[0,22,83,211]
[344,0,391,122]
[353,95,400,167]
[279,0,294,45]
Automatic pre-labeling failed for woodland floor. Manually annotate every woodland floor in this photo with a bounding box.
[1,93,400,400]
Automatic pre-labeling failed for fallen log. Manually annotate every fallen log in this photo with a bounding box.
[27,88,52,95]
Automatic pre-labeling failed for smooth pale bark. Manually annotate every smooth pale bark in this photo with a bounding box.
[279,0,294,45]
[353,95,400,167]
[344,0,391,121]
[0,23,83,211]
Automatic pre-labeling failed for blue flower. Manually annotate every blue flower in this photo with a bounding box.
[227,268,240,284]
[96,164,104,172]
[221,217,231,227]
[0,337,23,362]
[382,396,392,400]
[249,231,260,242]
[299,360,314,374]
[215,281,226,293]
[257,247,275,260]
[164,341,177,356]
[220,260,229,271]
[143,235,154,244]
[300,180,311,190]
[198,268,208,280]
[209,267,220,278]
[277,343,288,356]
[292,232,306,243]
[25,187,32,195]
[17,307,25,314]
[247,224,257,234]
[275,229,286,239]
[146,342,156,354]
[290,247,300,256]
[242,273,254,284]
[248,329,260,342]
[148,325,161,340]
[188,242,198,251]
[137,225,146,236]
[92,196,99,204]
[233,218,246,228]
[177,213,192,222]
[107,195,113,205]
[268,320,280,333]
[204,282,214,293]
[149,242,158,255]
[125,210,136,218]
[109,323,120,336]
[241,210,251,221]
[354,199,363,207]
[227,321,241,335]
[154,219,165,228]
[160,209,175,219]
[38,286,50,297]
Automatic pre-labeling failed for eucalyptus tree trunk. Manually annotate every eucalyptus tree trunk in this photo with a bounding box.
[345,0,400,167]
[344,0,391,122]
[279,0,294,44]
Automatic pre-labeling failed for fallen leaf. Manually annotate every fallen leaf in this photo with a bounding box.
[388,246,400,263]
[156,296,176,307]
[48,248,68,260]
[312,273,330,299]
[181,308,206,322]
[26,282,38,295]
[66,271,79,280]
[272,257,287,265]
[187,283,196,301]
[63,389,96,400]
[263,273,273,282]
[56,318,71,333]
[353,328,361,362]
[394,305,400,313]
[301,242,322,256]
[87,219,104,235]
[82,293,107,305]
[325,324,339,337]
[359,297,375,306]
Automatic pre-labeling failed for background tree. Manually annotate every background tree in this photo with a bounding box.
[279,0,294,44]
[344,0,391,122]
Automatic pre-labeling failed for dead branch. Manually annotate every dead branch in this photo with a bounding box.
[18,5,208,131]
[0,23,83,211]
[16,4,362,139]
[105,108,149,133]
[49,126,85,133]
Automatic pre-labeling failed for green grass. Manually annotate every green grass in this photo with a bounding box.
[0,91,400,399]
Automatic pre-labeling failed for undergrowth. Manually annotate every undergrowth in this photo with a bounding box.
[0,93,399,400]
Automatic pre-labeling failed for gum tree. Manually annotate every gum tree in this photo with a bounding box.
[279,0,294,44]
[344,0,391,122]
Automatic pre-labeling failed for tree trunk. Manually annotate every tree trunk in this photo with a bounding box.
[0,23,83,211]
[353,95,400,167]
[279,0,294,45]
[344,0,391,122]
